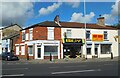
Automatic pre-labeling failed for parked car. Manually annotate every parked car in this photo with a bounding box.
[1,52,19,61]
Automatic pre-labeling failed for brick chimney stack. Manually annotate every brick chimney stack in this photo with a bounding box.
[97,16,105,26]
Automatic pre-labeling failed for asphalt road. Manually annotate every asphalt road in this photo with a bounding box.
[1,61,119,77]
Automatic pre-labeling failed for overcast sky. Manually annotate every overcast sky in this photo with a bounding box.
[1,0,120,27]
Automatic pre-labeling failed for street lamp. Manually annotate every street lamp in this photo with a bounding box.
[84,0,87,59]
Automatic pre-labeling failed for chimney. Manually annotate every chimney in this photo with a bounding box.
[97,16,105,26]
[54,15,61,26]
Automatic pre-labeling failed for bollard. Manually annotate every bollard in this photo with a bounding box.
[50,53,52,61]
[27,53,29,60]
[52,54,54,62]
[111,52,113,59]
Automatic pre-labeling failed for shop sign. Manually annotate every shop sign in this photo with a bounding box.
[92,34,103,41]
[64,38,83,43]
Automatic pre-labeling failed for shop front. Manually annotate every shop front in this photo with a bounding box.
[15,41,60,60]
[63,38,84,58]
[34,40,60,59]
[86,42,112,58]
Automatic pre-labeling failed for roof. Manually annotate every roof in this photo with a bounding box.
[23,21,60,30]
[1,24,22,30]
[116,26,120,29]
[60,22,117,30]
[2,34,20,40]
[23,21,117,30]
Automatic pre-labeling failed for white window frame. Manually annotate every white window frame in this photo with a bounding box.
[26,33,29,40]
[104,31,108,40]
[28,46,33,56]
[86,30,91,40]
[22,30,25,41]
[16,45,19,55]
[66,29,71,38]
[47,27,54,40]
[29,28,33,40]
[21,46,25,55]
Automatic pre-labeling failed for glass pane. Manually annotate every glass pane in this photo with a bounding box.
[44,46,58,56]
[87,48,91,54]
[37,48,41,58]
[28,46,33,54]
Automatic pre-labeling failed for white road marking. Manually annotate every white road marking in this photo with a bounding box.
[51,69,101,75]
[64,65,87,68]
[104,64,113,66]
[0,68,28,70]
[2,74,24,77]
[49,65,87,69]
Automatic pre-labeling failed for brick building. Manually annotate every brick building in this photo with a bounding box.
[15,17,62,59]
[14,16,119,60]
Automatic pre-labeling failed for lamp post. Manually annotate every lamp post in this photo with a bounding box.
[84,0,87,59]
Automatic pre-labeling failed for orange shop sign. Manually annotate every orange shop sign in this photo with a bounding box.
[92,34,103,41]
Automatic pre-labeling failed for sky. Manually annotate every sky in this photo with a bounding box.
[1,0,120,27]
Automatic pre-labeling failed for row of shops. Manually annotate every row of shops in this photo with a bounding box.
[13,16,119,59]
[15,38,113,59]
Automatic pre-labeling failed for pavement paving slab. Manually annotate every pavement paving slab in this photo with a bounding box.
[16,57,119,64]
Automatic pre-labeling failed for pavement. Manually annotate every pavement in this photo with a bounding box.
[16,56,119,64]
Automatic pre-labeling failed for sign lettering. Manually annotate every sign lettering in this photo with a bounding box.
[64,38,82,43]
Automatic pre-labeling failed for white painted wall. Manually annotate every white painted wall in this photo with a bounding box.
[109,30,118,57]
[0,30,2,54]
[61,28,119,58]
[118,30,120,57]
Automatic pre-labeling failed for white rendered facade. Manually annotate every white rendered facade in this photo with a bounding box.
[61,28,118,58]
[0,30,2,54]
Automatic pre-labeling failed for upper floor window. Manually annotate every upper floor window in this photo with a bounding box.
[48,27,54,40]
[22,31,25,41]
[104,31,108,40]
[29,29,33,40]
[26,33,29,40]
[86,31,91,40]
[66,29,71,38]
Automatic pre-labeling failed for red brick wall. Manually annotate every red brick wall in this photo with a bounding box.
[14,25,62,59]
[44,56,58,59]
[33,26,47,40]
[54,27,61,40]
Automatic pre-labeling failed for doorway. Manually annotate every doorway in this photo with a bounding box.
[95,44,99,58]
[37,45,41,59]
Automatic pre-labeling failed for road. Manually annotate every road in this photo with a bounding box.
[1,61,119,77]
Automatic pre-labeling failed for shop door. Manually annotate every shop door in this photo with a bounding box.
[37,47,41,58]
[95,48,98,55]
[95,44,99,58]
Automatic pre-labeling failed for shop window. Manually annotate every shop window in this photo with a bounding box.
[48,27,54,40]
[104,31,108,40]
[29,29,33,40]
[101,44,111,54]
[22,31,25,41]
[86,31,91,40]
[87,48,91,55]
[28,46,33,55]
[44,46,58,56]
[66,29,71,38]
[21,46,25,55]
